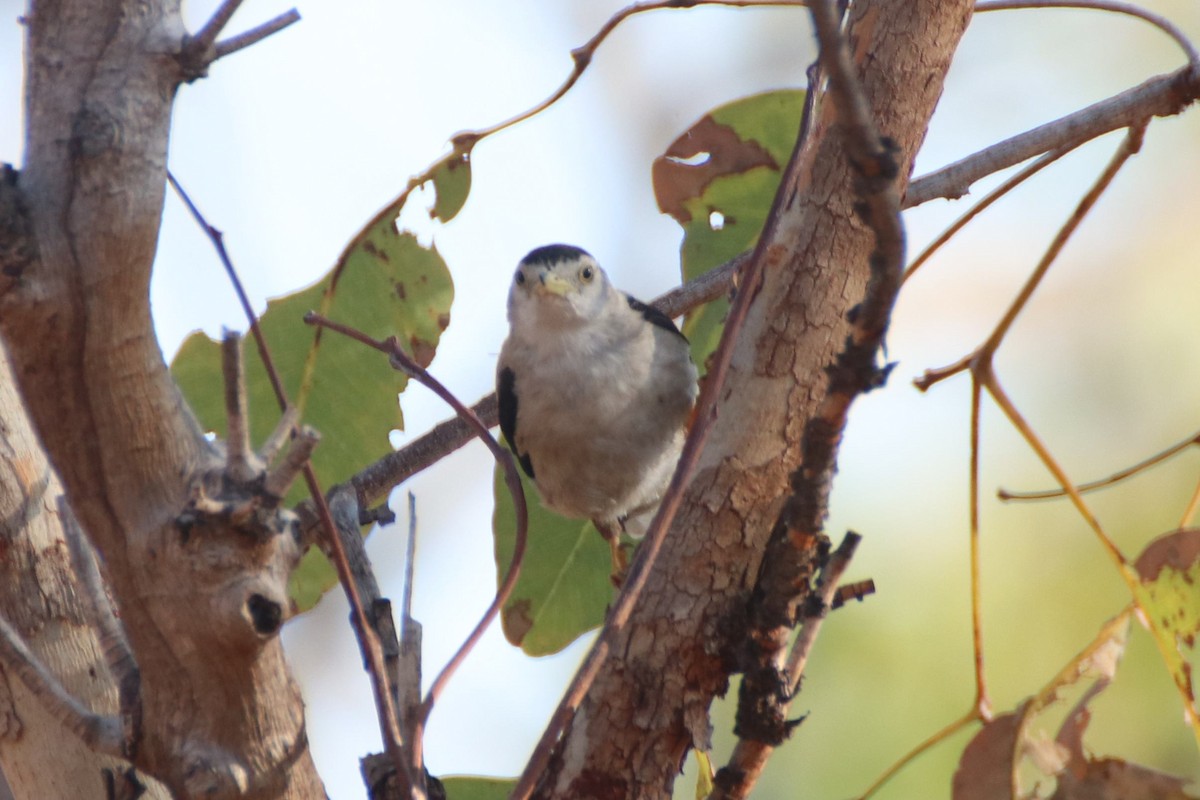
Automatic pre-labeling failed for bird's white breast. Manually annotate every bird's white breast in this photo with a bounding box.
[499,300,697,524]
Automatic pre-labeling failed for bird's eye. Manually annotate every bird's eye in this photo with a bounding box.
[515,271,526,285]
[580,265,594,282]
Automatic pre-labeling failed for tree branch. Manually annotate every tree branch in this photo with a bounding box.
[335,56,1200,513]
[904,64,1199,206]
[0,616,125,759]
[525,2,973,796]
[60,498,142,757]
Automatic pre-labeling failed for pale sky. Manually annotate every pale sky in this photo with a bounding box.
[3,1,1199,797]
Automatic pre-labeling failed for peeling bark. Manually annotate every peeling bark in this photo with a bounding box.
[536,2,975,796]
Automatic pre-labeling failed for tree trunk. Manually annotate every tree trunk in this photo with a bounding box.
[537,1,974,796]
[0,346,171,800]
[0,1,324,796]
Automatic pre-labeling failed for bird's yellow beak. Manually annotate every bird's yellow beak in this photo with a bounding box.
[536,272,574,297]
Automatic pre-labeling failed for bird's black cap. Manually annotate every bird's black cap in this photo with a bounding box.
[520,244,592,267]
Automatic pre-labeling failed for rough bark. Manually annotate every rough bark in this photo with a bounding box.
[0,1,323,797]
[537,1,975,797]
[0,347,171,800]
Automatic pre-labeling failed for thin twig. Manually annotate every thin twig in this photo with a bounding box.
[169,172,415,795]
[187,0,247,57]
[785,533,860,688]
[903,144,1077,284]
[59,498,142,757]
[222,331,255,483]
[0,616,125,758]
[856,708,984,800]
[299,314,528,737]
[302,464,416,797]
[167,172,290,407]
[998,427,1200,501]
[974,0,1199,67]
[968,379,991,719]
[905,64,1198,207]
[713,534,862,800]
[399,492,423,781]
[213,10,301,60]
[328,487,419,795]
[916,122,1148,393]
[263,426,321,499]
[886,125,1155,797]
[466,1,806,143]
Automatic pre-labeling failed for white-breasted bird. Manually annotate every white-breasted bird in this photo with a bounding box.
[496,244,698,572]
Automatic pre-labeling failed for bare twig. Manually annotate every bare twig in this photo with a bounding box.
[974,0,1199,66]
[904,64,1198,207]
[260,405,300,465]
[328,487,422,796]
[998,427,1200,501]
[880,125,1154,796]
[399,492,424,783]
[59,498,141,757]
[170,173,415,795]
[263,426,321,499]
[222,331,256,483]
[167,173,290,408]
[180,2,300,78]
[903,144,1077,283]
[299,313,528,743]
[213,10,302,61]
[188,0,247,57]
[784,533,860,688]
[0,615,125,758]
[302,465,416,797]
[712,534,862,800]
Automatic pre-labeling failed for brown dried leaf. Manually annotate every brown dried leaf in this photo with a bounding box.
[651,115,778,224]
[953,709,1024,800]
[1050,758,1197,800]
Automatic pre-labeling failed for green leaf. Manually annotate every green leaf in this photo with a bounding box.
[651,89,806,369]
[492,464,612,656]
[441,776,516,800]
[171,222,454,612]
[429,147,473,223]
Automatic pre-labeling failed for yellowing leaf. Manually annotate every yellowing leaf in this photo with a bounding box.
[1134,528,1200,736]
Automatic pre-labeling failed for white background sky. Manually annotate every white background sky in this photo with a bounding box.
[3,2,1200,798]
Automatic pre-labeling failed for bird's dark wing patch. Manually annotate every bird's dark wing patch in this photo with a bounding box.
[626,294,687,341]
[497,366,535,479]
[521,243,591,267]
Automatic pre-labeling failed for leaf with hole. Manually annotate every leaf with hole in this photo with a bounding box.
[652,89,806,369]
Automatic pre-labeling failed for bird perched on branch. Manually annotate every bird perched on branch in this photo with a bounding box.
[496,244,698,575]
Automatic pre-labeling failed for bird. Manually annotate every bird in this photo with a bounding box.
[496,244,699,576]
